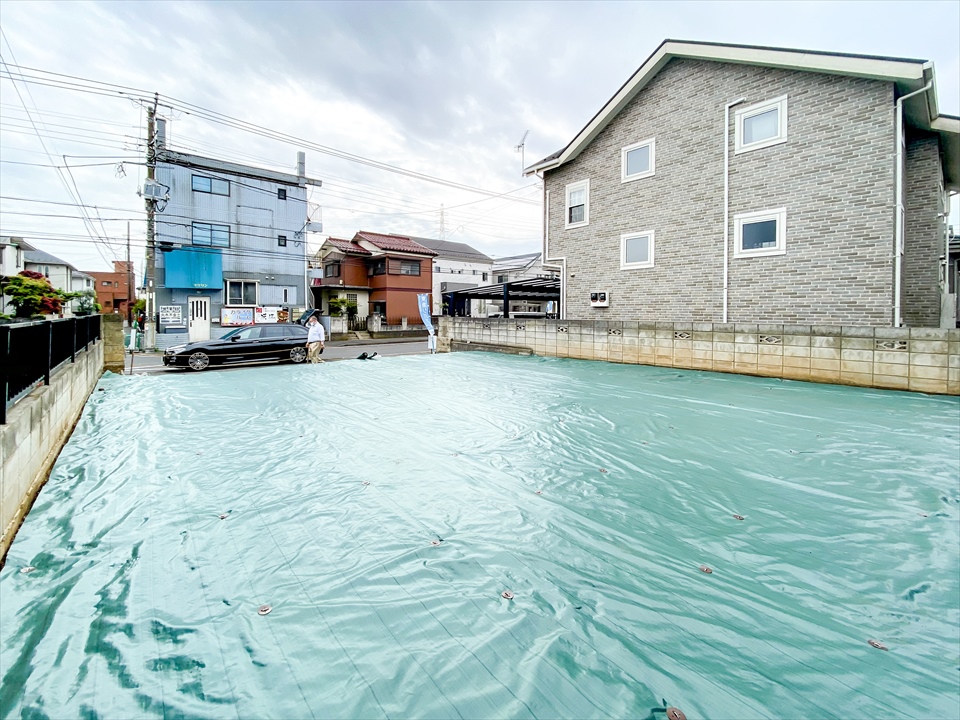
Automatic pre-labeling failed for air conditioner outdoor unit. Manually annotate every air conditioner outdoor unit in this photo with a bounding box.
[142,180,166,201]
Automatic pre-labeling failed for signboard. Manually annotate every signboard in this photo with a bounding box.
[255,307,280,324]
[221,307,254,326]
[159,305,183,325]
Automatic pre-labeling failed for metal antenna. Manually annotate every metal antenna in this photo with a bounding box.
[514,130,529,176]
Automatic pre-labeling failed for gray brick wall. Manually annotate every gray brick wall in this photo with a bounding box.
[902,130,944,327]
[545,58,899,325]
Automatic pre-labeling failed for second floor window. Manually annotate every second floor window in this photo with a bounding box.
[278,235,287,247]
[324,263,340,278]
[192,222,230,248]
[370,260,386,276]
[400,260,421,276]
[565,180,589,229]
[621,138,655,182]
[192,175,230,195]
[735,96,788,154]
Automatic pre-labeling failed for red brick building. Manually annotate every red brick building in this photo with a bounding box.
[88,261,136,319]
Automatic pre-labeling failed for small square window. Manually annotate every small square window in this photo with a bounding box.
[621,231,655,270]
[278,235,287,247]
[735,96,788,154]
[734,208,786,258]
[565,179,589,229]
[621,138,655,182]
[278,188,287,200]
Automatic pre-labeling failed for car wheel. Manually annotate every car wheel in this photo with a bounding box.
[188,352,210,370]
[290,346,307,363]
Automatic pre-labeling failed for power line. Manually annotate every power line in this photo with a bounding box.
[1,62,541,205]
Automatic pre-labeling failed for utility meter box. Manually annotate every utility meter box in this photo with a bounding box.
[590,291,610,308]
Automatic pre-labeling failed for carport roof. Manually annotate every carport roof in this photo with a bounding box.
[446,277,560,301]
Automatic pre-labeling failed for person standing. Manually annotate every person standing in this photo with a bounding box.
[306,315,326,363]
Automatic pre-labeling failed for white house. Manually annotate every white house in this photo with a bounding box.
[415,238,493,315]
[24,247,84,317]
[490,252,559,315]
[1,236,34,315]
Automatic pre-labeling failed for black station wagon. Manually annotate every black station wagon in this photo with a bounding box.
[162,323,310,370]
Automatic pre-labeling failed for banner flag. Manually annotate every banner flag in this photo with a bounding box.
[417,294,434,335]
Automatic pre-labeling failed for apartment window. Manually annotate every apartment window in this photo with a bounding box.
[400,260,421,276]
[226,280,258,305]
[620,231,655,270]
[371,260,386,276]
[191,175,230,195]
[278,235,287,247]
[565,180,589,228]
[482,272,488,281]
[192,222,230,248]
[621,138,655,182]
[282,288,289,303]
[734,208,786,258]
[324,263,340,278]
[101,281,111,286]
[735,96,788,154]
[278,188,287,200]
[114,282,119,287]
[43,266,50,277]
[497,274,507,283]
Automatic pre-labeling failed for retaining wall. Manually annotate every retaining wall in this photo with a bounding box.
[0,339,103,564]
[438,317,960,395]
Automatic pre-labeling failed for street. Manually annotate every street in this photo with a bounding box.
[124,338,431,374]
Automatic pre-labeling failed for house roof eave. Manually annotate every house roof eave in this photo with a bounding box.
[534,39,941,175]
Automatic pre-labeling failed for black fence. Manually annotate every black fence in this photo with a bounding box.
[1,315,102,424]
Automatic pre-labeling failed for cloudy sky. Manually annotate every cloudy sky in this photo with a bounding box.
[1,0,958,277]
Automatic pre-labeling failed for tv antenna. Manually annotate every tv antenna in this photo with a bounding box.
[514,130,529,176]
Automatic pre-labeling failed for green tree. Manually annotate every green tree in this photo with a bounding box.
[3,271,77,318]
[74,289,101,315]
[131,298,145,315]
[328,297,357,317]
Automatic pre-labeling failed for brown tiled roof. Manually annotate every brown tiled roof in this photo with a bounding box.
[326,237,372,255]
[355,231,438,256]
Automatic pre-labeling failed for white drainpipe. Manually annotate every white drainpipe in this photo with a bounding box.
[723,97,745,323]
[893,80,933,327]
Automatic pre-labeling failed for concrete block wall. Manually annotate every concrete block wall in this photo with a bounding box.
[1,339,103,563]
[440,317,959,396]
[102,313,125,372]
[544,58,911,325]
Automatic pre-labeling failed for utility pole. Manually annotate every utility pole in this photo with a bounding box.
[144,93,158,351]
[126,221,133,326]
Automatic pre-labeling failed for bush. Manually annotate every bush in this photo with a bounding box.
[3,271,80,317]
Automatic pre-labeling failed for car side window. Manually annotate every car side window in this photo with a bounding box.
[284,326,308,338]
[261,326,285,338]
[232,327,261,340]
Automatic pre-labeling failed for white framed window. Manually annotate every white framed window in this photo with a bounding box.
[192,222,230,248]
[734,208,786,258]
[225,280,258,305]
[565,179,589,229]
[620,231,655,270]
[735,96,788,154]
[621,138,655,182]
[191,175,230,196]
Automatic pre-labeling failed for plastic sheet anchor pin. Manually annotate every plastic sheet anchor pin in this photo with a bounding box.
[699,565,713,574]
[501,591,514,600]
[430,540,442,546]
[599,468,608,473]
[868,639,889,651]
[362,481,370,486]
[666,708,687,720]
[218,514,228,520]
[258,605,272,616]
[535,490,542,495]
[733,514,745,521]
[19,566,36,574]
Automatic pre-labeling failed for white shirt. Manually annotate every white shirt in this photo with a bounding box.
[307,322,325,342]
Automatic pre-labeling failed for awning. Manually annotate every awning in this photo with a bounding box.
[164,247,222,289]
[445,277,560,318]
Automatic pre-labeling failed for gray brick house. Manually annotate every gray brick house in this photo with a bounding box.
[526,40,960,327]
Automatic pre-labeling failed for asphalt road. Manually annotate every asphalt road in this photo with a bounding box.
[125,339,431,374]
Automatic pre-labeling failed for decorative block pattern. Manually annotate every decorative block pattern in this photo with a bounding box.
[440,317,958,396]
